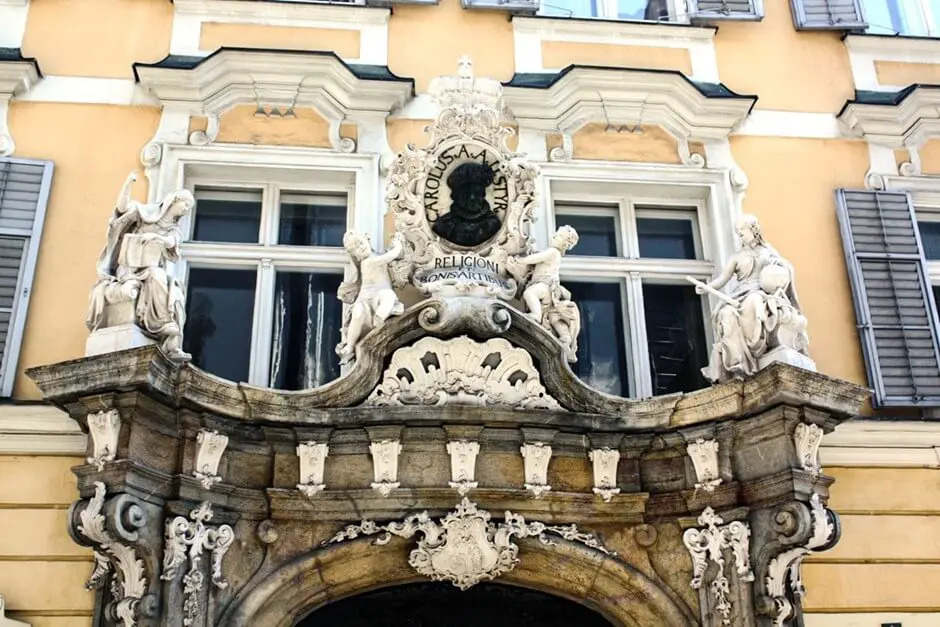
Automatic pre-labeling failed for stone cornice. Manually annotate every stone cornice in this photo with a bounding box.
[838,84,940,147]
[0,48,41,97]
[27,299,868,431]
[133,48,414,120]
[501,66,756,140]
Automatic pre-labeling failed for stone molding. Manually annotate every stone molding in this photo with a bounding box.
[0,49,40,156]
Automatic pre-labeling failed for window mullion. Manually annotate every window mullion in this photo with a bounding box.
[621,199,638,259]
[261,183,279,246]
[249,260,276,387]
[625,273,652,399]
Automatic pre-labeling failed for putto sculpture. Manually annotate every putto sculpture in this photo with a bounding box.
[509,225,582,362]
[86,173,193,362]
[688,214,813,383]
[336,231,406,365]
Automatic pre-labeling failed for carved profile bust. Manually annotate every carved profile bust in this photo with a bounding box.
[432,161,502,247]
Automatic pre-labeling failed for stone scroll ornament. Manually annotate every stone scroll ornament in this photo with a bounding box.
[324,498,612,591]
[688,214,815,383]
[69,482,150,627]
[161,502,235,627]
[86,173,194,363]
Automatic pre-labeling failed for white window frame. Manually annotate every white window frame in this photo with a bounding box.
[861,0,940,37]
[913,195,940,291]
[156,143,382,387]
[537,0,686,22]
[537,161,738,399]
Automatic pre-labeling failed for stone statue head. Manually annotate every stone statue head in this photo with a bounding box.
[552,225,579,252]
[735,214,763,248]
[343,231,373,261]
[447,162,496,218]
[163,189,195,219]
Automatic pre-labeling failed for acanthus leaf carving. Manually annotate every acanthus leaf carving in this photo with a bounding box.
[72,482,149,627]
[447,440,480,496]
[161,502,235,627]
[323,497,613,590]
[193,430,228,490]
[87,409,122,471]
[588,448,620,502]
[763,494,837,627]
[296,441,329,498]
[367,336,560,410]
[687,438,722,492]
[794,422,823,477]
[520,442,552,499]
[682,507,754,626]
[369,439,402,497]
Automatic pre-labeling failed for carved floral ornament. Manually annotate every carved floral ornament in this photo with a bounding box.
[162,502,234,627]
[324,497,613,590]
[193,430,228,490]
[87,409,122,471]
[683,507,754,626]
[687,438,722,492]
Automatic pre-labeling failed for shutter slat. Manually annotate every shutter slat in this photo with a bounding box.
[790,0,867,28]
[0,158,51,396]
[837,189,940,407]
[689,0,761,20]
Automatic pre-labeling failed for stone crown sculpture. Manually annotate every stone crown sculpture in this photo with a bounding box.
[86,173,193,363]
[336,57,583,366]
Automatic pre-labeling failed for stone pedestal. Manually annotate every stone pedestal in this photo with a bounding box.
[85,323,155,357]
[758,346,816,373]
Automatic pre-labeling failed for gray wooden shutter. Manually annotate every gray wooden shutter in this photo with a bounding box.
[0,158,53,397]
[461,0,538,11]
[836,189,940,407]
[790,0,867,29]
[689,0,762,21]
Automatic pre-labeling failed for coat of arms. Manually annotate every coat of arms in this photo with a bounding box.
[324,498,612,590]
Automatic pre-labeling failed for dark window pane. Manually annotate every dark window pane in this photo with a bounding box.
[919,221,940,260]
[637,217,697,260]
[192,190,262,243]
[934,285,940,320]
[568,281,629,396]
[269,271,343,390]
[278,193,347,247]
[556,214,618,257]
[183,268,256,382]
[643,284,709,395]
[619,0,666,20]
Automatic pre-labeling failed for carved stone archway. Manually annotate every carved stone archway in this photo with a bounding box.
[220,535,696,627]
[295,581,613,627]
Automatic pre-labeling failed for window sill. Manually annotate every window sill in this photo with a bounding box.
[514,14,717,39]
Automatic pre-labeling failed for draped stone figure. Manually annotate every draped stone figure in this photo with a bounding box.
[336,231,406,365]
[691,214,811,383]
[86,173,194,362]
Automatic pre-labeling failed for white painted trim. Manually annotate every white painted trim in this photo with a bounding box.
[0,404,86,456]
[732,111,842,139]
[805,614,940,627]
[845,34,940,91]
[511,16,719,83]
[0,0,29,49]
[820,419,940,468]
[170,0,390,65]
[18,76,158,106]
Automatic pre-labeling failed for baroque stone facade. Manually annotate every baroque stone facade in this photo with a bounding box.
[26,61,868,627]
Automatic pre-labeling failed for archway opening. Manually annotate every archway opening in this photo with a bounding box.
[294,581,615,627]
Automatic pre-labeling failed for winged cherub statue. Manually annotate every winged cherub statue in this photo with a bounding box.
[508,225,582,362]
[336,231,406,365]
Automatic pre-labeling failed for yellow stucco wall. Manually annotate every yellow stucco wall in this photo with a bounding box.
[540,42,693,74]
[713,0,854,111]
[0,456,92,625]
[199,23,361,59]
[21,0,172,79]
